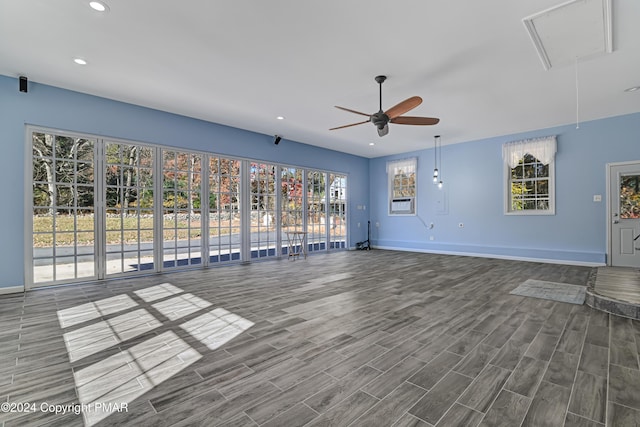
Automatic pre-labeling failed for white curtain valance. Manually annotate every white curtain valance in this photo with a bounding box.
[386,157,417,175]
[502,136,557,168]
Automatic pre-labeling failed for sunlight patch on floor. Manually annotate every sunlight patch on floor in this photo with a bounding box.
[134,283,184,303]
[152,293,212,321]
[180,307,254,350]
[57,294,138,328]
[63,308,162,362]
[56,283,253,426]
[74,330,201,426]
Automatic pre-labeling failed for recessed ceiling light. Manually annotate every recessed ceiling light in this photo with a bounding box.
[89,1,109,12]
[624,86,640,92]
[74,58,88,65]
[369,143,375,146]
[276,116,285,120]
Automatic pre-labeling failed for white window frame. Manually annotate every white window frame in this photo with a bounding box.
[387,157,417,216]
[503,136,556,215]
[25,125,349,289]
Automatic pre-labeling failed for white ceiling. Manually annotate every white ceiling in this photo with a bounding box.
[1,0,639,158]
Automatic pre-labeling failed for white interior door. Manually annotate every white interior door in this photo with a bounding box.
[609,162,640,267]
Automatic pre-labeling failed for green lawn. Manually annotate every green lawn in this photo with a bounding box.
[33,216,226,246]
[32,215,344,247]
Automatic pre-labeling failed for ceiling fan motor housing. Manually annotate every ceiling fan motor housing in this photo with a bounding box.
[372,112,389,129]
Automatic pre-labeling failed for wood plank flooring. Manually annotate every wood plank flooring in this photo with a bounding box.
[1,250,640,426]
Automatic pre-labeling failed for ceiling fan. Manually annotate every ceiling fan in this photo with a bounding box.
[330,75,440,137]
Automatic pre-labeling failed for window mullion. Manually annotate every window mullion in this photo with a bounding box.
[202,154,210,267]
[325,173,331,251]
[153,147,163,272]
[95,139,106,280]
[276,166,282,257]
[302,170,308,253]
[240,160,250,263]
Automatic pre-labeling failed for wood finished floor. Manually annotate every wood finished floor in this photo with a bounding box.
[1,250,640,426]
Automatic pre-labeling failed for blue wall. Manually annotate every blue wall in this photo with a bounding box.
[369,113,640,264]
[0,75,370,289]
[2,73,638,289]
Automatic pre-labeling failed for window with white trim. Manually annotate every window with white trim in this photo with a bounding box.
[503,136,556,215]
[387,158,417,215]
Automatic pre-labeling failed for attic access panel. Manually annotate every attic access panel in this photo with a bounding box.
[523,0,613,70]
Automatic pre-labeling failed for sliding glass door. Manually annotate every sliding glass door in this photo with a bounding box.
[162,150,203,269]
[281,167,304,256]
[28,127,348,288]
[329,174,347,249]
[104,142,155,275]
[250,162,278,259]
[306,170,327,252]
[31,131,96,285]
[208,157,241,263]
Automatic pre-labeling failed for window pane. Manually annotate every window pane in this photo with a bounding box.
[524,181,535,193]
[537,200,549,210]
[511,196,524,211]
[536,163,549,178]
[524,164,535,178]
[507,151,553,214]
[511,165,523,179]
[620,174,640,219]
[536,181,549,196]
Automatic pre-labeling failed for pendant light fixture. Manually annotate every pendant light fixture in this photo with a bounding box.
[438,135,443,189]
[432,135,440,183]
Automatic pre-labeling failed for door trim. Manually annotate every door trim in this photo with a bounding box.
[606,160,640,266]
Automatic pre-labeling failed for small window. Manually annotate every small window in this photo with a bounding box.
[503,136,556,215]
[387,158,416,215]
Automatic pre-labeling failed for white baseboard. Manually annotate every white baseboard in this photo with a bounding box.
[372,245,605,267]
[0,285,24,295]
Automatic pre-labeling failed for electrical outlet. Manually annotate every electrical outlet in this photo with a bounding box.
[357,222,361,228]
[429,236,434,241]
[375,222,380,228]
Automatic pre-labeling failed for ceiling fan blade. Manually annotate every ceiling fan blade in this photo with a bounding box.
[334,106,371,117]
[391,116,440,125]
[377,124,389,137]
[384,96,422,119]
[329,120,370,130]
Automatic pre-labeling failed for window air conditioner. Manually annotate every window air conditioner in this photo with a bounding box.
[390,198,414,214]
